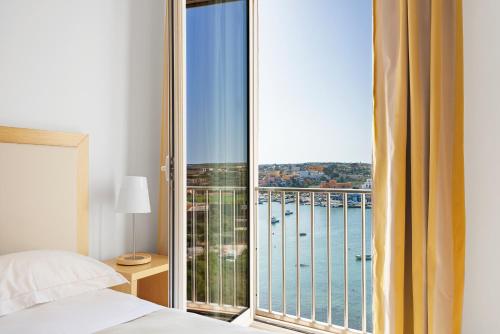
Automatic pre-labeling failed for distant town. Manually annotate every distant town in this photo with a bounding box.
[259,162,372,189]
[187,162,372,190]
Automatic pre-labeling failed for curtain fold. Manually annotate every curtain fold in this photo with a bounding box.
[373,0,465,333]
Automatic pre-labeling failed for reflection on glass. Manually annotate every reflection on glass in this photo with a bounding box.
[186,0,248,321]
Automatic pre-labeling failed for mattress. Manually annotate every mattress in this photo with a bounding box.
[0,289,267,334]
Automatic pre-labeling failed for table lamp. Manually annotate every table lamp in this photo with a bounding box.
[115,176,151,265]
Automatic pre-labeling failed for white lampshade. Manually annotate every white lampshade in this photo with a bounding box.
[116,176,151,213]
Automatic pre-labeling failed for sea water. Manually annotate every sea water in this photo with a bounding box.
[258,202,373,332]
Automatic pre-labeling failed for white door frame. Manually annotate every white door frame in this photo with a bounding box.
[171,0,187,311]
[170,0,258,319]
[246,0,259,325]
[233,0,259,326]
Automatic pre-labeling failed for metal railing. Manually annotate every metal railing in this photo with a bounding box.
[186,186,248,316]
[255,187,372,334]
[186,185,372,333]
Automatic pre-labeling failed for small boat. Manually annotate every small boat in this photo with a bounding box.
[331,200,342,207]
[348,200,358,208]
[355,254,372,261]
[271,217,279,224]
[285,210,293,216]
[299,232,307,237]
[299,263,309,267]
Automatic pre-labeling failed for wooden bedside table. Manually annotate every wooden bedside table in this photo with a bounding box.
[104,254,169,306]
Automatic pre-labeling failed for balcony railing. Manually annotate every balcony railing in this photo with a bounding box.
[186,186,249,318]
[255,187,372,334]
[186,185,372,333]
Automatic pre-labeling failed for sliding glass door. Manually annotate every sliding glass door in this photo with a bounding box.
[185,0,249,320]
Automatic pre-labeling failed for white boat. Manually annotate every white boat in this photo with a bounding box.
[331,200,342,207]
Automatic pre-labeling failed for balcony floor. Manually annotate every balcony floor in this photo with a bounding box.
[251,321,302,333]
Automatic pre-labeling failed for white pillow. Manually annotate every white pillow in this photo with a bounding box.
[0,250,127,316]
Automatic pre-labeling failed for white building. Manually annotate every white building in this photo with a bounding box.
[361,178,372,189]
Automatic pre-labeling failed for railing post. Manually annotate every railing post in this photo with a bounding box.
[361,194,367,332]
[192,189,196,303]
[268,190,272,312]
[296,191,301,319]
[219,190,223,306]
[233,190,237,307]
[310,192,315,322]
[281,191,286,315]
[343,192,349,329]
[255,190,260,310]
[327,192,332,325]
[205,190,209,304]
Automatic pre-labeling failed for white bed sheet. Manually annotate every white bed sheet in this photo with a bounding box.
[0,288,163,334]
[97,308,268,334]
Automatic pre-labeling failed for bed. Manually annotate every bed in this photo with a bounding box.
[0,126,266,334]
[0,288,264,334]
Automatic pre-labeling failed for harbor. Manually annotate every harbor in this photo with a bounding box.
[258,192,372,209]
[258,200,373,331]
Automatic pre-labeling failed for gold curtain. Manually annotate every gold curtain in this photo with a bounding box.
[372,0,465,333]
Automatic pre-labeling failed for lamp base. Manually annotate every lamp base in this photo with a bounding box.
[116,252,152,266]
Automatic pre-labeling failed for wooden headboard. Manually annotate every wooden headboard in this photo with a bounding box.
[0,126,88,255]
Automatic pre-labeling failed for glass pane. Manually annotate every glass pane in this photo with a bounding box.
[186,0,249,321]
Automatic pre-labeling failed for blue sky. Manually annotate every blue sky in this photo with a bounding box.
[187,0,372,164]
[187,1,248,164]
[258,0,372,164]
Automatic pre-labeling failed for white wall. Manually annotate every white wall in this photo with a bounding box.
[0,0,164,260]
[463,0,500,331]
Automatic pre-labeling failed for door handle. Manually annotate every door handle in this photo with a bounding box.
[160,155,170,182]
